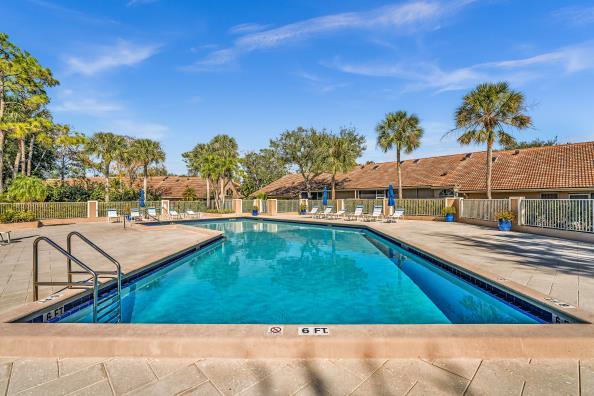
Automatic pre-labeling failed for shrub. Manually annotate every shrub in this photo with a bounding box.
[0,209,37,223]
[252,205,259,211]
[182,187,198,201]
[442,206,456,215]
[6,177,48,202]
[496,210,515,221]
[299,203,307,212]
[205,208,234,214]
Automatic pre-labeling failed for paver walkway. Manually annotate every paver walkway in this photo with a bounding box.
[0,221,218,316]
[0,357,592,395]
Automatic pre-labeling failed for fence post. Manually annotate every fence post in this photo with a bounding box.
[161,200,170,215]
[337,199,345,211]
[87,201,98,218]
[510,197,523,226]
[233,199,242,214]
[267,199,277,216]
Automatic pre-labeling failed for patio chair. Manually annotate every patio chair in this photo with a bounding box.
[130,208,142,222]
[346,205,364,221]
[306,206,319,217]
[385,208,405,223]
[107,209,120,223]
[185,209,201,219]
[0,231,11,245]
[147,207,159,221]
[329,209,346,220]
[315,206,334,219]
[366,205,384,221]
[169,209,182,220]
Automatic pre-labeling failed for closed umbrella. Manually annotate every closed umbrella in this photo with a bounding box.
[139,188,145,208]
[388,184,395,215]
[322,186,328,206]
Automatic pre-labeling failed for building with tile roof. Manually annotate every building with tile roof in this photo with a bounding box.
[255,141,594,200]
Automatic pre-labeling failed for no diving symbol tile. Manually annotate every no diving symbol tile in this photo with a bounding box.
[267,326,283,335]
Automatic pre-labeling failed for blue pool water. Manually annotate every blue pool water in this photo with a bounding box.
[59,219,542,324]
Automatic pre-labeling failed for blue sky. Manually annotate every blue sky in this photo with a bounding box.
[2,0,594,174]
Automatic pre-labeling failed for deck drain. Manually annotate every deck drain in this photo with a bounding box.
[544,297,575,309]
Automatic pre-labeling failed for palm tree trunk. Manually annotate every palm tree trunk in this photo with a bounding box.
[331,173,336,200]
[26,136,34,176]
[396,149,403,199]
[0,130,4,191]
[206,179,210,208]
[143,165,148,195]
[19,139,26,176]
[13,147,20,179]
[486,139,493,199]
[104,167,110,203]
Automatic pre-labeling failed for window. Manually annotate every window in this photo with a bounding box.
[358,190,385,199]
[569,194,590,200]
[540,193,559,199]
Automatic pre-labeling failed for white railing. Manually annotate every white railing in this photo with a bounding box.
[394,199,445,216]
[521,199,594,233]
[277,200,300,213]
[0,202,88,220]
[461,199,510,222]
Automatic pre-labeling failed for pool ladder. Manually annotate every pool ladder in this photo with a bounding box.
[33,231,122,323]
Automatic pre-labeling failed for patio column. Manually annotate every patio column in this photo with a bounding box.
[233,199,242,214]
[268,199,278,216]
[509,197,523,226]
[161,200,170,215]
[337,199,345,211]
[383,198,390,216]
[448,197,462,220]
[87,201,98,218]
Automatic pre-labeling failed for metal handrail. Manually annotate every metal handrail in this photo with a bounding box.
[33,236,100,322]
[67,231,122,321]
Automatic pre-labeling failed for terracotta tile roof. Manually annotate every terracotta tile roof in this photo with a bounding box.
[256,141,594,196]
[46,176,237,199]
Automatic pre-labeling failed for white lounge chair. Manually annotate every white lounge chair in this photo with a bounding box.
[169,209,182,219]
[329,209,346,220]
[185,209,201,219]
[366,205,384,221]
[306,206,319,217]
[0,231,12,245]
[315,206,334,219]
[129,208,142,222]
[385,208,405,223]
[107,209,120,223]
[346,205,364,221]
[147,207,159,220]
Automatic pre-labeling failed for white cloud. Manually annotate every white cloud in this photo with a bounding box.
[185,0,467,71]
[294,71,348,93]
[327,41,594,92]
[228,23,269,35]
[52,90,124,116]
[111,120,169,140]
[553,6,594,26]
[127,0,159,6]
[65,40,159,75]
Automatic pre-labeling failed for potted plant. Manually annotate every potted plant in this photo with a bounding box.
[252,205,259,216]
[496,210,514,231]
[299,203,307,215]
[441,206,456,222]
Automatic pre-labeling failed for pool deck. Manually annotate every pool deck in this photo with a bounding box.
[1,216,594,395]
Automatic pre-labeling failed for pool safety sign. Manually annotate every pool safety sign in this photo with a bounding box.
[267,326,283,335]
[298,326,330,336]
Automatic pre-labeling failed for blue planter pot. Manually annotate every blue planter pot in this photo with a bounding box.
[498,219,512,231]
[300,210,306,215]
[444,213,455,222]
[252,210,259,216]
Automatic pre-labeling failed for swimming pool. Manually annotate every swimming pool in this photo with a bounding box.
[50,219,556,324]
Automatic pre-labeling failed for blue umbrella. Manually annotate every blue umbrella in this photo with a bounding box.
[322,186,328,206]
[139,188,145,208]
[388,184,395,207]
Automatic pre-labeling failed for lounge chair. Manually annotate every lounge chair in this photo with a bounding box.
[346,205,364,221]
[315,206,334,219]
[329,209,346,220]
[185,209,201,219]
[385,208,405,223]
[169,209,182,219]
[147,207,159,220]
[366,205,384,221]
[130,208,142,222]
[0,231,11,245]
[107,209,120,223]
[306,206,319,217]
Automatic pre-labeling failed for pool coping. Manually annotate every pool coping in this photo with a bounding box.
[1,215,593,359]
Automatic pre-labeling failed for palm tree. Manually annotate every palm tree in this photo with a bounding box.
[448,82,531,199]
[326,129,366,199]
[130,138,166,196]
[376,111,423,199]
[85,132,126,202]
